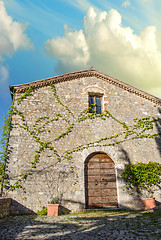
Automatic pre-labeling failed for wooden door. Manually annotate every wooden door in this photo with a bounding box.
[85,153,118,208]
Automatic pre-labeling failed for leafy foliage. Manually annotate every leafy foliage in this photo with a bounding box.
[37,206,47,215]
[0,162,9,192]
[0,106,13,195]
[1,83,161,195]
[50,196,62,204]
[17,86,33,104]
[122,162,161,198]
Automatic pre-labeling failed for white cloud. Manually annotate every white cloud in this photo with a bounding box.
[0,0,32,57]
[45,7,161,98]
[63,0,99,12]
[121,0,130,8]
[45,25,90,72]
[0,0,32,99]
[0,65,10,100]
[4,0,72,38]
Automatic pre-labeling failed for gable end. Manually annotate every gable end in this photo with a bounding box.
[10,69,161,106]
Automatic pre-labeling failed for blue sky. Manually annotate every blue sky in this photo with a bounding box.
[1,0,161,143]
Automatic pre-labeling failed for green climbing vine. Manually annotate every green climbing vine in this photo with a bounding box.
[0,104,14,195]
[1,82,161,193]
[48,82,74,117]
[17,86,33,104]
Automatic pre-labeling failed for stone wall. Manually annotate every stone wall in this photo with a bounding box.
[0,198,33,218]
[0,198,11,219]
[10,199,34,215]
[6,74,161,212]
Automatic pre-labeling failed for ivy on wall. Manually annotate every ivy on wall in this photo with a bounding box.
[122,162,161,198]
[0,83,161,194]
[0,105,13,195]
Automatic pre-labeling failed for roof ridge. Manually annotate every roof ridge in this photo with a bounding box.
[10,68,161,105]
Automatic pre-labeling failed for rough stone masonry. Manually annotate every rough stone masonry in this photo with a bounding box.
[5,68,161,213]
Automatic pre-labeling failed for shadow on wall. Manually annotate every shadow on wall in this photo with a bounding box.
[11,199,34,215]
[118,147,131,164]
[34,166,77,207]
[13,198,84,215]
[119,112,161,208]
[10,197,161,215]
[155,107,161,156]
[154,107,161,205]
[116,146,144,210]
[117,144,161,209]
[60,199,84,212]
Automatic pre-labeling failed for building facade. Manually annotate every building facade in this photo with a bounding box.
[6,68,161,212]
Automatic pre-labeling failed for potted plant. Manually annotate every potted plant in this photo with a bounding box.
[122,162,161,210]
[47,197,61,216]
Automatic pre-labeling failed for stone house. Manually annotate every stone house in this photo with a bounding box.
[6,68,161,213]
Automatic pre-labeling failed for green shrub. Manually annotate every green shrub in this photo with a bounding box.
[37,206,47,215]
[122,162,161,198]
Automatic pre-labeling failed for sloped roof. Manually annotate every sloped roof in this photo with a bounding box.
[10,68,161,105]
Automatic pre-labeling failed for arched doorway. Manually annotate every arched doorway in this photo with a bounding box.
[85,152,118,208]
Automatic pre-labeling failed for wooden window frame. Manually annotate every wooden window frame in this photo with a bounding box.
[88,94,103,114]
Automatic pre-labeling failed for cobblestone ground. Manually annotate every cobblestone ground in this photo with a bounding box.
[0,210,161,240]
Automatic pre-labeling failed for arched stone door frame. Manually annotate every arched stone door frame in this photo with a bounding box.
[84,151,118,209]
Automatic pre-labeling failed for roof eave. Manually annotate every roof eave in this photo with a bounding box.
[10,68,161,106]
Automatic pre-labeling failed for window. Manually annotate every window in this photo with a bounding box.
[89,95,102,114]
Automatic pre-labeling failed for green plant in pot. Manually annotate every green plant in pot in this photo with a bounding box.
[50,196,61,204]
[122,162,161,209]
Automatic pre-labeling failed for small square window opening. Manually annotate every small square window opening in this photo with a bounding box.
[89,95,102,114]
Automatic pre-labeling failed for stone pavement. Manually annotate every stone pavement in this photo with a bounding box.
[0,210,161,239]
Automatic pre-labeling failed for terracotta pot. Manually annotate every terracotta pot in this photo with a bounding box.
[142,197,156,210]
[47,204,59,216]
